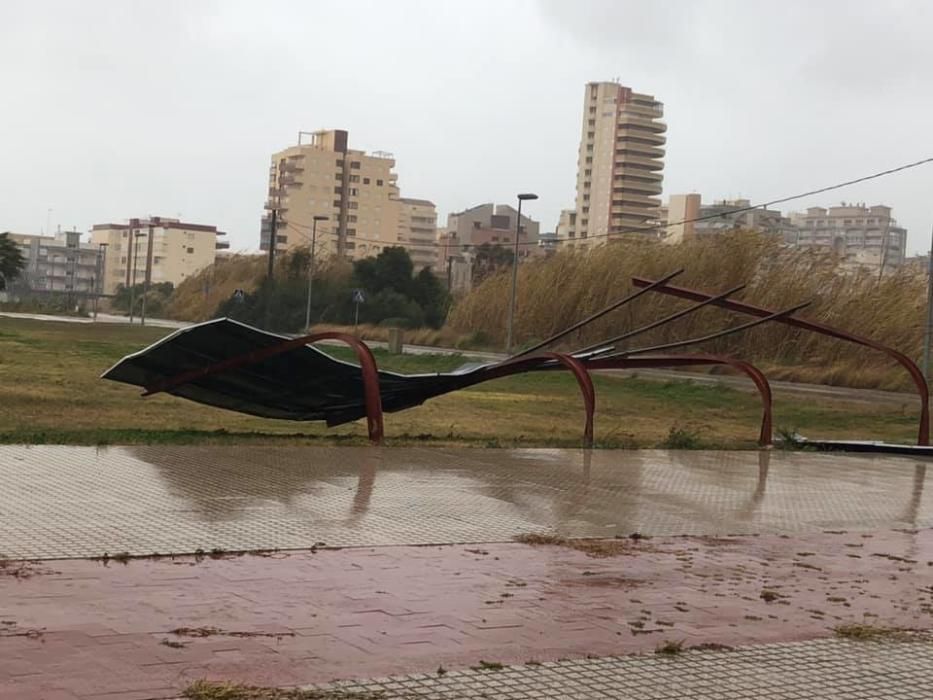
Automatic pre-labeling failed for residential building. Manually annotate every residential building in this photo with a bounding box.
[788,203,907,271]
[661,194,701,243]
[261,129,400,261]
[3,230,101,294]
[660,195,794,243]
[261,129,439,267]
[395,198,438,270]
[444,202,539,248]
[533,231,559,258]
[559,81,666,247]
[90,216,227,294]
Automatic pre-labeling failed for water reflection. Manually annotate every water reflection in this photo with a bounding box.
[125,445,933,536]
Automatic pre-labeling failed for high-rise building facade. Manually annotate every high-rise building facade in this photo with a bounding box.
[90,217,227,294]
[395,198,438,270]
[560,82,666,247]
[788,204,907,271]
[262,129,438,268]
[4,230,101,294]
[262,130,400,261]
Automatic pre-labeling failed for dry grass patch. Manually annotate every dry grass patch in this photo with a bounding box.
[183,680,387,700]
[833,624,918,642]
[514,533,654,557]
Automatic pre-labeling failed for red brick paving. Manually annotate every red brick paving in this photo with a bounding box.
[2,529,933,699]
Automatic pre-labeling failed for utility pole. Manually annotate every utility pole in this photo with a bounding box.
[505,193,538,354]
[140,222,154,326]
[128,225,139,324]
[923,223,933,380]
[94,243,107,322]
[304,215,328,331]
[264,162,282,330]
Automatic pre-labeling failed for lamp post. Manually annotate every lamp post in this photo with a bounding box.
[94,242,108,321]
[304,215,329,331]
[505,193,538,354]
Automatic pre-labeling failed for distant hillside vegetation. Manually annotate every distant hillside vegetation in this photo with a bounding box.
[166,254,267,321]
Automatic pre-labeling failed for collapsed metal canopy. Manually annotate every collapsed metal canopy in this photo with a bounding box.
[102,271,931,449]
[102,318,478,427]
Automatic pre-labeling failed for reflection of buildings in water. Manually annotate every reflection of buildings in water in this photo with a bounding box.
[123,445,932,536]
[127,445,383,522]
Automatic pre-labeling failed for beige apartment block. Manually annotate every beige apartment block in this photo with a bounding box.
[560,81,666,248]
[662,193,701,243]
[395,198,438,270]
[90,217,227,295]
[789,203,907,271]
[262,129,401,261]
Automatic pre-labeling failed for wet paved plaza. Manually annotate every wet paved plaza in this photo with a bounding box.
[0,445,931,559]
[3,445,933,698]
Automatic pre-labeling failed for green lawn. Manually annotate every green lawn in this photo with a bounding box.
[0,317,921,448]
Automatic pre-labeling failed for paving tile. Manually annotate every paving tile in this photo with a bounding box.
[1,446,932,558]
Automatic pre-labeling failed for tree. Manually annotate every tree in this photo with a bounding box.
[0,233,25,291]
[471,243,514,284]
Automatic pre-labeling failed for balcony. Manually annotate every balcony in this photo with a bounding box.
[613,178,663,195]
[616,112,667,133]
[615,143,665,159]
[612,193,661,208]
[614,154,664,171]
[615,124,667,144]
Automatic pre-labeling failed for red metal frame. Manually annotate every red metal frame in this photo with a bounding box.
[143,332,385,445]
[632,276,930,446]
[587,354,773,447]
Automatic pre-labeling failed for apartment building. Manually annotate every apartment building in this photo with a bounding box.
[90,216,228,294]
[262,129,401,261]
[395,198,438,269]
[788,204,907,271]
[559,81,666,248]
[661,195,794,243]
[3,230,101,294]
[444,203,539,247]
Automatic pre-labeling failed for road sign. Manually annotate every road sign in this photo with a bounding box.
[233,288,245,302]
[352,289,365,304]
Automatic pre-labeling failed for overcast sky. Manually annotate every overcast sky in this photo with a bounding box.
[2,0,932,253]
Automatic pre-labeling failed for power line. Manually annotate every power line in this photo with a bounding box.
[279,156,933,251]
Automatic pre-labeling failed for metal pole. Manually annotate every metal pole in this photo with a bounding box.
[923,223,933,380]
[505,198,523,353]
[354,300,360,330]
[140,224,153,326]
[305,218,319,331]
[128,229,138,324]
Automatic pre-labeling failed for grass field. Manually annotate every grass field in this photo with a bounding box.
[0,316,921,448]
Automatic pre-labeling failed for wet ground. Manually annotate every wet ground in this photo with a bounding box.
[1,446,931,559]
[2,445,933,698]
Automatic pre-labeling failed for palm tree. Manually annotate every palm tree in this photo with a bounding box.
[0,233,26,291]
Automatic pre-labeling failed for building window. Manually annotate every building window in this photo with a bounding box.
[587,131,594,139]
[347,228,356,236]
[187,247,194,254]
[349,188,359,196]
[584,169,591,177]
[348,201,358,210]
[349,175,360,183]
[336,158,343,166]
[363,177,370,184]
[348,215,358,222]
[350,161,361,169]
[334,186,342,194]
[335,173,342,180]
[585,157,592,164]
[333,200,342,208]
[376,179,383,186]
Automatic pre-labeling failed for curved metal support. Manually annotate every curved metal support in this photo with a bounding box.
[632,276,930,446]
[587,353,774,447]
[471,352,597,448]
[143,331,385,445]
[542,352,596,448]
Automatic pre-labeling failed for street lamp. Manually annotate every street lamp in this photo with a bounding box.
[94,242,108,321]
[305,215,329,331]
[505,193,538,354]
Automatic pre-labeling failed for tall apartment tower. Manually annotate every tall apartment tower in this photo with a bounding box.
[261,129,400,261]
[568,82,666,246]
